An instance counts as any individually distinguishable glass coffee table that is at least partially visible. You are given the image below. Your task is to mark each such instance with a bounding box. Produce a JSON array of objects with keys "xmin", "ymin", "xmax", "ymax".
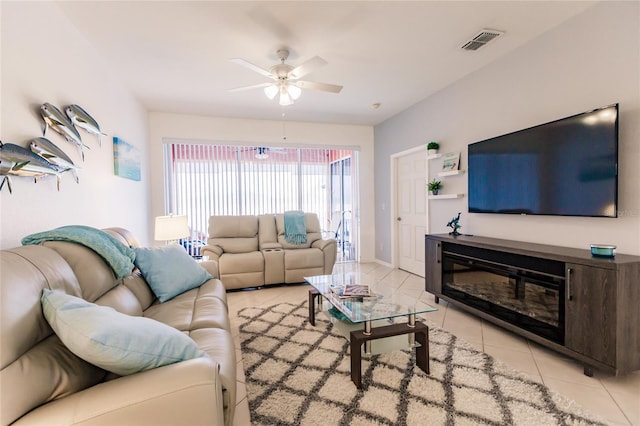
[{"xmin": 305, "ymin": 273, "xmax": 437, "ymax": 389}]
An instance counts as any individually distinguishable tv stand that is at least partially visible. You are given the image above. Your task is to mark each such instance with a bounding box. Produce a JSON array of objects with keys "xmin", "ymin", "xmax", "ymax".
[{"xmin": 425, "ymin": 234, "xmax": 640, "ymax": 375}]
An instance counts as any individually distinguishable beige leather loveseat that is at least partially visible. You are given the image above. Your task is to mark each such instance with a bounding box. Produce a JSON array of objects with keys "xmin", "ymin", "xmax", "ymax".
[
  {"xmin": 1, "ymin": 227, "xmax": 236, "ymax": 426},
  {"xmin": 201, "ymin": 213, "xmax": 337, "ymax": 289}
]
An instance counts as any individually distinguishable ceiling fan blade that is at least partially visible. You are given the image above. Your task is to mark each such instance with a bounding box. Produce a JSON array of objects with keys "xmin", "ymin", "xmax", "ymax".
[
  {"xmin": 289, "ymin": 56, "xmax": 327, "ymax": 79},
  {"xmin": 228, "ymin": 82, "xmax": 272, "ymax": 92},
  {"xmin": 295, "ymin": 80, "xmax": 343, "ymax": 94},
  {"xmin": 230, "ymin": 58, "xmax": 275, "ymax": 79}
]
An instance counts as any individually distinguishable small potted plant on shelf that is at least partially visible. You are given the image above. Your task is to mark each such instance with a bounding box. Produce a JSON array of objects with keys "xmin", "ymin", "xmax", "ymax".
[
  {"xmin": 428, "ymin": 179, "xmax": 442, "ymax": 195},
  {"xmin": 427, "ymin": 141, "xmax": 440, "ymax": 156}
]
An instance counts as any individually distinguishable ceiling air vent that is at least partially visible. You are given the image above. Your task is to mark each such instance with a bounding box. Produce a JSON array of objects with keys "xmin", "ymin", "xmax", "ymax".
[{"xmin": 461, "ymin": 29, "xmax": 504, "ymax": 51}]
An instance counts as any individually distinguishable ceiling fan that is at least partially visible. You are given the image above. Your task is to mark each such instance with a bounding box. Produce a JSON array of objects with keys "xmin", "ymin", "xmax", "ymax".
[
  {"xmin": 229, "ymin": 49, "xmax": 343, "ymax": 106},
  {"xmin": 241, "ymin": 146, "xmax": 288, "ymax": 159}
]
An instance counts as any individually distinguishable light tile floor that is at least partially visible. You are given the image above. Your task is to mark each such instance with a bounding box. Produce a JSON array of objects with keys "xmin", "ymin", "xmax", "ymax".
[{"xmin": 227, "ymin": 262, "xmax": 640, "ymax": 426}]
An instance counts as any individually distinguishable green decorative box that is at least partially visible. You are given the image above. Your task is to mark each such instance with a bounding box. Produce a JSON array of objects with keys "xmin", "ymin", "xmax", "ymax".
[{"xmin": 590, "ymin": 244, "xmax": 616, "ymax": 258}]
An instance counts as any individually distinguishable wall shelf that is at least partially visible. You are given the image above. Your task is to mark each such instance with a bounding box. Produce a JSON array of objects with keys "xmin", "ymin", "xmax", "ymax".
[
  {"xmin": 437, "ymin": 170, "xmax": 465, "ymax": 177},
  {"xmin": 428, "ymin": 193, "xmax": 464, "ymax": 200},
  {"xmin": 427, "ymin": 154, "xmax": 442, "ymax": 160}
]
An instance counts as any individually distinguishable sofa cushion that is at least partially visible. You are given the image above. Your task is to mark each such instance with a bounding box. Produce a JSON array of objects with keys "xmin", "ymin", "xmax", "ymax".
[
  {"xmin": 93, "ymin": 283, "xmax": 144, "ymax": 317},
  {"xmin": 134, "ymin": 245, "xmax": 212, "ymax": 303},
  {"xmin": 1, "ymin": 247, "xmax": 104, "ymax": 426},
  {"xmin": 219, "ymin": 251, "xmax": 264, "ymax": 274},
  {"xmin": 1, "ymin": 335, "xmax": 107, "ymax": 426},
  {"xmin": 209, "ymin": 215, "xmax": 258, "ymax": 238},
  {"xmin": 275, "ymin": 213, "xmax": 322, "ymax": 249},
  {"xmin": 284, "ymin": 248, "xmax": 325, "ymax": 269},
  {"xmin": 144, "ymin": 280, "xmax": 230, "ymax": 331},
  {"xmin": 208, "ymin": 215, "xmax": 259, "ymax": 253},
  {"xmin": 42, "ymin": 290, "xmax": 206, "ymax": 376},
  {"xmin": 43, "ymin": 241, "xmax": 122, "ymax": 303},
  {"xmin": 122, "ymin": 271, "xmax": 157, "ymax": 311}
]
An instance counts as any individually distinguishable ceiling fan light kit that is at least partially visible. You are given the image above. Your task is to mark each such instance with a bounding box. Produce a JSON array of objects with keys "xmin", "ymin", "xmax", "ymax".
[
  {"xmin": 255, "ymin": 147, "xmax": 269, "ymax": 160},
  {"xmin": 264, "ymin": 82, "xmax": 302, "ymax": 106},
  {"xmin": 230, "ymin": 48, "xmax": 342, "ymax": 107},
  {"xmin": 286, "ymin": 84, "xmax": 302, "ymax": 100},
  {"xmin": 278, "ymin": 90, "xmax": 293, "ymax": 106},
  {"xmin": 264, "ymin": 85, "xmax": 279, "ymax": 100}
]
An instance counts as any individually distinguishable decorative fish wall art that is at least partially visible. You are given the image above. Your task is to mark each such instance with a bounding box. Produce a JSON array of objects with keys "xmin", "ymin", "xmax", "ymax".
[
  {"xmin": 0, "ymin": 102, "xmax": 105, "ymax": 194},
  {"xmin": 30, "ymin": 137, "xmax": 80, "ymax": 183},
  {"xmin": 65, "ymin": 104, "xmax": 107, "ymax": 146},
  {"xmin": 40, "ymin": 102, "xmax": 88, "ymax": 161},
  {"xmin": 0, "ymin": 141, "xmax": 61, "ymax": 193}
]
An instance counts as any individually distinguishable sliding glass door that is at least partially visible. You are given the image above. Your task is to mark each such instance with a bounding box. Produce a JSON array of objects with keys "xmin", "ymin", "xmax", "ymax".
[
  {"xmin": 163, "ymin": 143, "xmax": 358, "ymax": 262},
  {"xmin": 330, "ymin": 156, "xmax": 356, "ymax": 261}
]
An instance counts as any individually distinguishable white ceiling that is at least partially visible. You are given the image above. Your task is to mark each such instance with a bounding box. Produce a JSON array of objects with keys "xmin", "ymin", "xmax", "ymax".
[{"xmin": 56, "ymin": 1, "xmax": 596, "ymax": 126}]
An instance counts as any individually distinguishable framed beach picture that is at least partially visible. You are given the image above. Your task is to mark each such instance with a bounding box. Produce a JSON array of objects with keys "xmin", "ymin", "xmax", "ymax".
[{"xmin": 113, "ymin": 137, "xmax": 141, "ymax": 181}]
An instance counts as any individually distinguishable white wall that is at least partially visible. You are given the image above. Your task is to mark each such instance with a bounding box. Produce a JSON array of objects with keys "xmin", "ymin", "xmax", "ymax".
[
  {"xmin": 374, "ymin": 1, "xmax": 640, "ymax": 262},
  {"xmin": 148, "ymin": 113, "xmax": 376, "ymax": 261},
  {"xmin": 0, "ymin": 2, "xmax": 150, "ymax": 249}
]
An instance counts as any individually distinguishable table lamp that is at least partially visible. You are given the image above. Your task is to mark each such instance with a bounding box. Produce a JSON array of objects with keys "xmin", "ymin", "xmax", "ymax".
[{"xmin": 154, "ymin": 214, "xmax": 189, "ymax": 244}]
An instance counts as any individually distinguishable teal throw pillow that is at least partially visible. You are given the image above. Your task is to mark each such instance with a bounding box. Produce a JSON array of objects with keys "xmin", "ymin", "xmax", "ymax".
[
  {"xmin": 41, "ymin": 290, "xmax": 206, "ymax": 376},
  {"xmin": 134, "ymin": 245, "xmax": 212, "ymax": 302}
]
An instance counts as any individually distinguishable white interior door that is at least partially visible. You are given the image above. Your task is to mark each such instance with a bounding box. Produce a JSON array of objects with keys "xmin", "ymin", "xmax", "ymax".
[{"xmin": 396, "ymin": 150, "xmax": 426, "ymax": 276}]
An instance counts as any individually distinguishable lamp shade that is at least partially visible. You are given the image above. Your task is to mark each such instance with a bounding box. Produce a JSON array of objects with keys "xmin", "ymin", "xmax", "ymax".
[{"xmin": 154, "ymin": 215, "xmax": 189, "ymax": 241}]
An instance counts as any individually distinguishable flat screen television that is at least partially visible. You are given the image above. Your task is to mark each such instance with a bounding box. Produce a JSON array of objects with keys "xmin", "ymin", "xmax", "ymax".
[{"xmin": 468, "ymin": 104, "xmax": 618, "ymax": 218}]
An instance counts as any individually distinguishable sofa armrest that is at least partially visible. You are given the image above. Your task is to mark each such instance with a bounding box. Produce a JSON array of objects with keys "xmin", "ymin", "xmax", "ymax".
[
  {"xmin": 201, "ymin": 244, "xmax": 223, "ymax": 261},
  {"xmin": 14, "ymin": 357, "xmax": 225, "ymax": 426},
  {"xmin": 312, "ymin": 238, "xmax": 338, "ymax": 274},
  {"xmin": 260, "ymin": 242, "xmax": 282, "ymax": 250},
  {"xmin": 311, "ymin": 238, "xmax": 336, "ymax": 251},
  {"xmin": 199, "ymin": 259, "xmax": 220, "ymax": 279}
]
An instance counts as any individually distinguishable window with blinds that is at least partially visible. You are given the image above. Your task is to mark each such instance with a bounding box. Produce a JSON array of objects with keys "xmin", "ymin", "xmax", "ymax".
[{"xmin": 162, "ymin": 143, "xmax": 358, "ymax": 262}]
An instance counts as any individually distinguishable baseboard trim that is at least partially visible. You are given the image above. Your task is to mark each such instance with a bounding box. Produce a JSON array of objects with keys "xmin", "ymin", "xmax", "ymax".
[{"xmin": 374, "ymin": 258, "xmax": 393, "ymax": 268}]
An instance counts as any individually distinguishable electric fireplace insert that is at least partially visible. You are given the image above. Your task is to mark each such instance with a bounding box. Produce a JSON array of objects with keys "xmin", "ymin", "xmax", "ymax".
[{"xmin": 441, "ymin": 242, "xmax": 565, "ymax": 344}]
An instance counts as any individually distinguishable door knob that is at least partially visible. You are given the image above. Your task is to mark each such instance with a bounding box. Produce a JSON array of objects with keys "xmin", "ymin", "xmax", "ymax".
[{"xmin": 397, "ymin": 217, "xmax": 402, "ymax": 221}]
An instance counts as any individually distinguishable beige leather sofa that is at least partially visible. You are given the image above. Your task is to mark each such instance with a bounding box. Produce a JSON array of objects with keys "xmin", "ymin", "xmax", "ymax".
[
  {"xmin": 201, "ymin": 213, "xmax": 337, "ymax": 289},
  {"xmin": 0, "ymin": 227, "xmax": 236, "ymax": 426}
]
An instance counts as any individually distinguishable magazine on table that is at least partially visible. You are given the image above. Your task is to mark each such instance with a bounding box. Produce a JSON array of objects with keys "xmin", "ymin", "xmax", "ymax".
[
  {"xmin": 343, "ymin": 284, "xmax": 371, "ymax": 297},
  {"xmin": 331, "ymin": 284, "xmax": 371, "ymax": 298}
]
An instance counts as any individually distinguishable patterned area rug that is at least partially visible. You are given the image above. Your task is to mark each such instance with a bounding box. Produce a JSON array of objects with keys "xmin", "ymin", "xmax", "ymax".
[{"xmin": 238, "ymin": 301, "xmax": 606, "ymax": 426}]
